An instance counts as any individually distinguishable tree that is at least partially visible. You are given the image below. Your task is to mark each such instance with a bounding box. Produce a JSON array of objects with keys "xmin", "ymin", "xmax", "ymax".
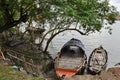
[
  {"xmin": 0, "ymin": 0, "xmax": 119, "ymax": 52},
  {"xmin": 0, "ymin": 0, "xmax": 28, "ymax": 32},
  {"xmin": 40, "ymin": 0, "xmax": 119, "ymax": 52}
]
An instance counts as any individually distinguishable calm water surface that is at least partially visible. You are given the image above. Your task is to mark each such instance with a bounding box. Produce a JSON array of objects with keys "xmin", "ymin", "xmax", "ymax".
[{"xmin": 47, "ymin": 21, "xmax": 120, "ymax": 68}]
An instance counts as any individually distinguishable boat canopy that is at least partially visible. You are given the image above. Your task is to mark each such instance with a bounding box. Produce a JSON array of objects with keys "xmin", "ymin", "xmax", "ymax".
[{"xmin": 60, "ymin": 38, "xmax": 85, "ymax": 55}]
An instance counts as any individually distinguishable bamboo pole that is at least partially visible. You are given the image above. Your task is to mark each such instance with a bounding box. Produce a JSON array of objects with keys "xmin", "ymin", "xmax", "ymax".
[
  {"xmin": 0, "ymin": 48, "xmax": 5, "ymax": 60},
  {"xmin": 6, "ymin": 52, "xmax": 36, "ymax": 68}
]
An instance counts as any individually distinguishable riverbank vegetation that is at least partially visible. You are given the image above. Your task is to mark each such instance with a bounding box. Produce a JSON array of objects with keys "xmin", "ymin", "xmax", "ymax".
[
  {"xmin": 0, "ymin": 0, "xmax": 119, "ymax": 79},
  {"xmin": 0, "ymin": 66, "xmax": 42, "ymax": 80}
]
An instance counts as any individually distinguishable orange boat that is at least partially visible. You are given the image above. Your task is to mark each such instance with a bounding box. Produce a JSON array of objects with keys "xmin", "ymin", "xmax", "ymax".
[{"xmin": 54, "ymin": 38, "xmax": 87, "ymax": 78}]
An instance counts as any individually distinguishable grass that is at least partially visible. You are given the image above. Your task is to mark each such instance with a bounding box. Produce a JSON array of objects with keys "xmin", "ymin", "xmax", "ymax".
[{"xmin": 0, "ymin": 66, "xmax": 42, "ymax": 80}]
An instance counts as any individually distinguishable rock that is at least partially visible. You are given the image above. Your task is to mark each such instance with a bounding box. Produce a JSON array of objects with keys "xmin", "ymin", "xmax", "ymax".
[
  {"xmin": 100, "ymin": 71, "xmax": 117, "ymax": 80},
  {"xmin": 107, "ymin": 67, "xmax": 120, "ymax": 80},
  {"xmin": 64, "ymin": 75, "xmax": 101, "ymax": 80},
  {"xmin": 62, "ymin": 67, "xmax": 120, "ymax": 80}
]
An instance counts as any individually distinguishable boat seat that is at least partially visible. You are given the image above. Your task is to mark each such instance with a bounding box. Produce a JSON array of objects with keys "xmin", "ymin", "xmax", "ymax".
[
  {"xmin": 58, "ymin": 57, "xmax": 84, "ymax": 69},
  {"xmin": 89, "ymin": 65, "xmax": 102, "ymax": 71}
]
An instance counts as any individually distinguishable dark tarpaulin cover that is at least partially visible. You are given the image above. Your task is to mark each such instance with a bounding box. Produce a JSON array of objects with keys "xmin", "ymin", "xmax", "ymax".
[
  {"xmin": 7, "ymin": 40, "xmax": 24, "ymax": 47},
  {"xmin": 61, "ymin": 38, "xmax": 85, "ymax": 52}
]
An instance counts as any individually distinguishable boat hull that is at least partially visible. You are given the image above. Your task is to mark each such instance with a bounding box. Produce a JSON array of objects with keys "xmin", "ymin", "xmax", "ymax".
[
  {"xmin": 87, "ymin": 46, "xmax": 108, "ymax": 75},
  {"xmin": 54, "ymin": 38, "xmax": 87, "ymax": 78}
]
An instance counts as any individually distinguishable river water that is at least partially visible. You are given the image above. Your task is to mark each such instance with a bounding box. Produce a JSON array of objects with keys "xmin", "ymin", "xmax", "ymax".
[{"xmin": 48, "ymin": 21, "xmax": 120, "ymax": 68}]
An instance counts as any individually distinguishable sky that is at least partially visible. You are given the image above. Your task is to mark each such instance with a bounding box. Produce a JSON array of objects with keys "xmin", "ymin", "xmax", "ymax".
[{"xmin": 109, "ymin": 0, "xmax": 120, "ymax": 12}]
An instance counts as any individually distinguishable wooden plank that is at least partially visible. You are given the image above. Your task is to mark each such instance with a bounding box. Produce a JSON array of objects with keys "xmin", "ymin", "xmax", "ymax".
[{"xmin": 6, "ymin": 52, "xmax": 36, "ymax": 68}]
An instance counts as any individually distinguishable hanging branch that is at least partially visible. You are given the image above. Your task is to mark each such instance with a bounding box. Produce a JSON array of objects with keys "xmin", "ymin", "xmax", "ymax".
[{"xmin": 43, "ymin": 28, "xmax": 86, "ymax": 52}]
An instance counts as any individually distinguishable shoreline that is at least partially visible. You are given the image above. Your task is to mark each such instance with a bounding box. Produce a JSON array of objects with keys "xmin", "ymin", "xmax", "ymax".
[{"xmin": 64, "ymin": 67, "xmax": 120, "ymax": 80}]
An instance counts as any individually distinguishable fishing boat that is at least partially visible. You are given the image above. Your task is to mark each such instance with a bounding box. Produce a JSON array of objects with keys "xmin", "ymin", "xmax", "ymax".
[
  {"xmin": 54, "ymin": 38, "xmax": 87, "ymax": 78},
  {"xmin": 87, "ymin": 46, "xmax": 108, "ymax": 75}
]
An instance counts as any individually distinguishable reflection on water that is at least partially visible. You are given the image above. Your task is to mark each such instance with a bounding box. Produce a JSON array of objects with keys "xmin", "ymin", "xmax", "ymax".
[{"xmin": 48, "ymin": 21, "xmax": 120, "ymax": 68}]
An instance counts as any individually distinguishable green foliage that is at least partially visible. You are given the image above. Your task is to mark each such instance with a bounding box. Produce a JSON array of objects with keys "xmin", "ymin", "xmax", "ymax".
[
  {"xmin": 49, "ymin": 0, "xmax": 118, "ymax": 33},
  {"xmin": 0, "ymin": 0, "xmax": 119, "ymax": 33},
  {"xmin": 0, "ymin": 0, "xmax": 119, "ymax": 52}
]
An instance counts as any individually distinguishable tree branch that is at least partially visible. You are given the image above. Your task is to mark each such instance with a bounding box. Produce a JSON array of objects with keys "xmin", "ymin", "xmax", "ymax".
[
  {"xmin": 0, "ymin": 15, "xmax": 28, "ymax": 33},
  {"xmin": 43, "ymin": 28, "xmax": 86, "ymax": 52}
]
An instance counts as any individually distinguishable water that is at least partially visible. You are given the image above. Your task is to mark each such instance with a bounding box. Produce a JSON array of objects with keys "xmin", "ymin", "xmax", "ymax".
[{"xmin": 48, "ymin": 21, "xmax": 120, "ymax": 68}]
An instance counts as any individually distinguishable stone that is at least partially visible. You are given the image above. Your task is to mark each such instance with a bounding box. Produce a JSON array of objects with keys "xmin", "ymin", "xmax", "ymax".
[
  {"xmin": 100, "ymin": 71, "xmax": 117, "ymax": 80},
  {"xmin": 64, "ymin": 75, "xmax": 101, "ymax": 80},
  {"xmin": 107, "ymin": 67, "xmax": 120, "ymax": 80}
]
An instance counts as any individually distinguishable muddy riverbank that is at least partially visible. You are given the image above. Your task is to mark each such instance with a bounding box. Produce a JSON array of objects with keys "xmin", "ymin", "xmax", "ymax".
[{"xmin": 64, "ymin": 67, "xmax": 120, "ymax": 80}]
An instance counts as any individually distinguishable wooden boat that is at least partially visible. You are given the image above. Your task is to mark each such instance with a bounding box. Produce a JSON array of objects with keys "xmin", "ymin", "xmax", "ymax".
[
  {"xmin": 54, "ymin": 38, "xmax": 87, "ymax": 78},
  {"xmin": 87, "ymin": 46, "xmax": 108, "ymax": 75}
]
